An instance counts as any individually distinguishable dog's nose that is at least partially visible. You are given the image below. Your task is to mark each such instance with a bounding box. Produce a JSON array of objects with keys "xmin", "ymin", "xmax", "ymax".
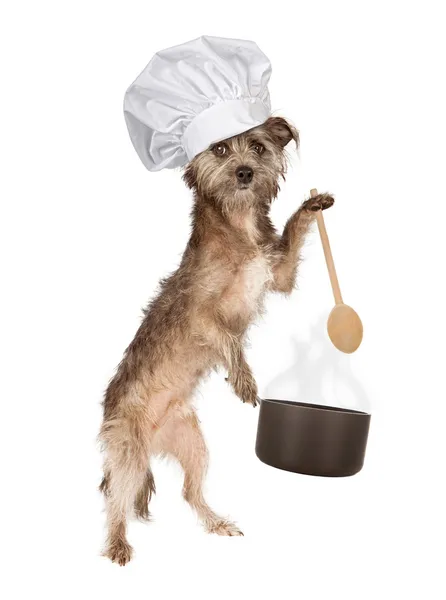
[{"xmin": 236, "ymin": 166, "xmax": 253, "ymax": 184}]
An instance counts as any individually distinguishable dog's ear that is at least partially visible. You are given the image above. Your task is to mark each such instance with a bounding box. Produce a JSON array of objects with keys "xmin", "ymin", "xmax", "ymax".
[
  {"xmin": 264, "ymin": 117, "xmax": 299, "ymax": 149},
  {"xmin": 183, "ymin": 163, "xmax": 197, "ymax": 189}
]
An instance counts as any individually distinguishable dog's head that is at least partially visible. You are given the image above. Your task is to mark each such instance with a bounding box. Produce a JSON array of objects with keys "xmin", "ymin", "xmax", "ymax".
[{"xmin": 183, "ymin": 117, "xmax": 299, "ymax": 210}]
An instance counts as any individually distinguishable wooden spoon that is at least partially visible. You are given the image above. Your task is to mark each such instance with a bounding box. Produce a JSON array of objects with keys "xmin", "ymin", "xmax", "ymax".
[{"xmin": 311, "ymin": 188, "xmax": 363, "ymax": 354}]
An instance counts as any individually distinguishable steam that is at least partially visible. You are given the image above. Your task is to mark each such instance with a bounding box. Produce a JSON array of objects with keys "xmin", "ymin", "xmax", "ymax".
[{"xmin": 263, "ymin": 315, "xmax": 370, "ymax": 412}]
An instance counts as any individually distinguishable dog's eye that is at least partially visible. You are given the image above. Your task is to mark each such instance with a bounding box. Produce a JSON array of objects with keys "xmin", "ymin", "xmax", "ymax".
[
  {"xmin": 253, "ymin": 143, "xmax": 265, "ymax": 155},
  {"xmin": 212, "ymin": 143, "xmax": 228, "ymax": 156}
]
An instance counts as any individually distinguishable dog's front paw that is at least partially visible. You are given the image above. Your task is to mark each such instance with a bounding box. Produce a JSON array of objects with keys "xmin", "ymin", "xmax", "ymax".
[
  {"xmin": 242, "ymin": 389, "xmax": 260, "ymax": 407},
  {"xmin": 302, "ymin": 193, "xmax": 335, "ymax": 212}
]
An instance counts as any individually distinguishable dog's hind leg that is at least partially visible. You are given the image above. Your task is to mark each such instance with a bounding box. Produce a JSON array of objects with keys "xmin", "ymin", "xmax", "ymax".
[
  {"xmin": 158, "ymin": 407, "xmax": 243, "ymax": 536},
  {"xmin": 100, "ymin": 409, "xmax": 151, "ymax": 566}
]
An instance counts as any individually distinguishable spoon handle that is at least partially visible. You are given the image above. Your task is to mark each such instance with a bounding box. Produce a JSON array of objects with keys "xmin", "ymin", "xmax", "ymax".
[{"xmin": 310, "ymin": 189, "xmax": 343, "ymax": 305}]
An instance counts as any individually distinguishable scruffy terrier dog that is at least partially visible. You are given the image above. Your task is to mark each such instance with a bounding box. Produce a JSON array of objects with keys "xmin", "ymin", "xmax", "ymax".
[{"xmin": 99, "ymin": 116, "xmax": 334, "ymax": 565}]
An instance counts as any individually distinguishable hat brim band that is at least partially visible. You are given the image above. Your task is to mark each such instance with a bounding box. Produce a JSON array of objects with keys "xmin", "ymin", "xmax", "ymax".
[{"xmin": 182, "ymin": 97, "xmax": 270, "ymax": 162}]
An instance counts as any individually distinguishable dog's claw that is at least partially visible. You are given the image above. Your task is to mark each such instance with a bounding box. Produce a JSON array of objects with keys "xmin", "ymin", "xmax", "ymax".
[{"xmin": 243, "ymin": 395, "xmax": 260, "ymax": 407}]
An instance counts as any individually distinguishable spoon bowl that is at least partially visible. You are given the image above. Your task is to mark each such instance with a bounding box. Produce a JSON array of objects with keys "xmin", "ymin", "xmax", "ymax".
[{"xmin": 327, "ymin": 303, "xmax": 363, "ymax": 354}]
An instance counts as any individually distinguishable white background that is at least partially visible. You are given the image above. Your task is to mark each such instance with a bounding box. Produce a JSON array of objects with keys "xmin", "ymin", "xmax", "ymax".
[{"xmin": 1, "ymin": 1, "xmax": 445, "ymax": 598}]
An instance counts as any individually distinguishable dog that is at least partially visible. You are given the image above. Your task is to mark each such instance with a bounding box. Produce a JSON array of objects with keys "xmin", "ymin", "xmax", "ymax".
[{"xmin": 99, "ymin": 116, "xmax": 334, "ymax": 565}]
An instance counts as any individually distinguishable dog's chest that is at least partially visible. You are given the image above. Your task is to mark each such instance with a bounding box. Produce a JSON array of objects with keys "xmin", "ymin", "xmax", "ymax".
[
  {"xmin": 223, "ymin": 253, "xmax": 273, "ymax": 322},
  {"xmin": 242, "ymin": 254, "xmax": 273, "ymax": 306}
]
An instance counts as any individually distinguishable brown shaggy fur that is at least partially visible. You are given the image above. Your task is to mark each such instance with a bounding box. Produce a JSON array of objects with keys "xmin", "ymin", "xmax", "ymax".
[{"xmin": 99, "ymin": 116, "xmax": 334, "ymax": 565}]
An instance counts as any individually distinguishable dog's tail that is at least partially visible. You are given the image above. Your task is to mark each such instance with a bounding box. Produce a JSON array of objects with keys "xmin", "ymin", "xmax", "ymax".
[{"xmin": 133, "ymin": 469, "xmax": 156, "ymax": 521}]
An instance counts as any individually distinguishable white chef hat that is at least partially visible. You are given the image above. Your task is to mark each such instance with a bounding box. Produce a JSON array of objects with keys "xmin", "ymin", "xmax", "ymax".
[{"xmin": 124, "ymin": 35, "xmax": 272, "ymax": 172}]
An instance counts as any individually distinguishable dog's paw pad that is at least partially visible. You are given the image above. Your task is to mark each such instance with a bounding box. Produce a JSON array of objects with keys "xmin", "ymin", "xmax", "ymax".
[{"xmin": 304, "ymin": 194, "xmax": 335, "ymax": 212}]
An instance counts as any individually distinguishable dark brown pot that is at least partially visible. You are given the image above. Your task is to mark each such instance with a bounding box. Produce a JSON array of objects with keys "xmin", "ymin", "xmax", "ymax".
[{"xmin": 255, "ymin": 399, "xmax": 371, "ymax": 477}]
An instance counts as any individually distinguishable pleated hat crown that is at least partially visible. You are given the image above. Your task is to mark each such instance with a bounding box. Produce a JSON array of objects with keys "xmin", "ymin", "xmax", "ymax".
[{"xmin": 124, "ymin": 35, "xmax": 272, "ymax": 172}]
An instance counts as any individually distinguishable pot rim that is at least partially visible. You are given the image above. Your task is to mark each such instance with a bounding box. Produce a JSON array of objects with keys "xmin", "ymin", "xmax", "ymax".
[{"xmin": 260, "ymin": 398, "xmax": 371, "ymax": 417}]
